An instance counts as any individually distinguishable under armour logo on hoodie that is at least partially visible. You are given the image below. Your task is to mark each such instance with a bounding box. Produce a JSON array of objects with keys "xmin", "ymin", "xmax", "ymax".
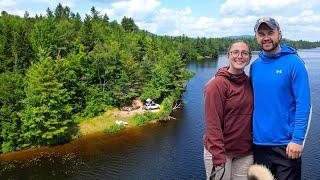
[{"xmin": 276, "ymin": 69, "xmax": 282, "ymax": 74}]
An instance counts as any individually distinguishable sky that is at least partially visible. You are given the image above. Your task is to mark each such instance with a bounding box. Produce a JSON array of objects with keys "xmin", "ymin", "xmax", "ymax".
[{"xmin": 1, "ymin": 0, "xmax": 320, "ymax": 41}]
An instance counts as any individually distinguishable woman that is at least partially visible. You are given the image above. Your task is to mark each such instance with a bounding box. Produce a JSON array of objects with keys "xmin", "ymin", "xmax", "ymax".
[{"xmin": 204, "ymin": 40, "xmax": 253, "ymax": 180}]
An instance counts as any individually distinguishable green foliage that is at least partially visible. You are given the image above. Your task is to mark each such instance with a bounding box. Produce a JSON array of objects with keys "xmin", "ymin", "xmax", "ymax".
[
  {"xmin": 0, "ymin": 14, "xmax": 34, "ymax": 73},
  {"xmin": 133, "ymin": 114, "xmax": 152, "ymax": 126},
  {"xmin": 1, "ymin": 141, "xmax": 14, "ymax": 153},
  {"xmin": 121, "ymin": 16, "xmax": 138, "ymax": 32},
  {"xmin": 104, "ymin": 124, "xmax": 125, "ymax": 133},
  {"xmin": 134, "ymin": 97, "xmax": 174, "ymax": 124},
  {"xmin": 144, "ymin": 111, "xmax": 156, "ymax": 120},
  {"xmin": 54, "ymin": 52, "xmax": 87, "ymax": 115},
  {"xmin": 90, "ymin": 6, "xmax": 101, "ymax": 20},
  {"xmin": 0, "ymin": 72, "xmax": 25, "ymax": 152},
  {"xmin": 81, "ymin": 86, "xmax": 114, "ymax": 118},
  {"xmin": 30, "ymin": 18, "xmax": 76, "ymax": 59},
  {"xmin": 140, "ymin": 50, "xmax": 194, "ymax": 102},
  {"xmin": 19, "ymin": 56, "xmax": 74, "ymax": 148},
  {"xmin": 140, "ymin": 85, "xmax": 162, "ymax": 101},
  {"xmin": 156, "ymin": 97, "xmax": 174, "ymax": 121},
  {"xmin": 54, "ymin": 3, "xmax": 70, "ymax": 20}
]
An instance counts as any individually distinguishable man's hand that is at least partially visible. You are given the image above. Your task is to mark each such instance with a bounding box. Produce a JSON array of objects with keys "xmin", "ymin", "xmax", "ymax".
[{"xmin": 286, "ymin": 142, "xmax": 303, "ymax": 159}]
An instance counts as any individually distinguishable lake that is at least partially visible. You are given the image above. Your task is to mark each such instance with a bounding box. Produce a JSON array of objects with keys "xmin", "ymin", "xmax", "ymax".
[{"xmin": 0, "ymin": 48, "xmax": 319, "ymax": 180}]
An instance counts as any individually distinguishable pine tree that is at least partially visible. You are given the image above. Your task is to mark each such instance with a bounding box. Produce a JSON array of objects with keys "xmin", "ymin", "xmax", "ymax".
[
  {"xmin": 90, "ymin": 6, "xmax": 100, "ymax": 20},
  {"xmin": 121, "ymin": 16, "xmax": 138, "ymax": 32},
  {"xmin": 20, "ymin": 56, "xmax": 74, "ymax": 147},
  {"xmin": 46, "ymin": 7, "xmax": 54, "ymax": 18},
  {"xmin": 0, "ymin": 72, "xmax": 25, "ymax": 152},
  {"xmin": 103, "ymin": 13, "xmax": 109, "ymax": 23}
]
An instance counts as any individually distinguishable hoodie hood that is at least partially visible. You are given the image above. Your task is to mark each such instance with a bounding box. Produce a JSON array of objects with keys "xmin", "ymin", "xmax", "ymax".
[
  {"xmin": 259, "ymin": 44, "xmax": 297, "ymax": 62},
  {"xmin": 215, "ymin": 66, "xmax": 248, "ymax": 84}
]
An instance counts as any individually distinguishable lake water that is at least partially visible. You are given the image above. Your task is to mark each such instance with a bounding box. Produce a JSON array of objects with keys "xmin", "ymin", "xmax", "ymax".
[{"xmin": 0, "ymin": 48, "xmax": 319, "ymax": 179}]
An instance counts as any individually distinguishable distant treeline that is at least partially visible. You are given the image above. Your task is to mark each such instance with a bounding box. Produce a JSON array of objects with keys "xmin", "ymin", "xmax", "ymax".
[{"xmin": 0, "ymin": 3, "xmax": 319, "ymax": 153}]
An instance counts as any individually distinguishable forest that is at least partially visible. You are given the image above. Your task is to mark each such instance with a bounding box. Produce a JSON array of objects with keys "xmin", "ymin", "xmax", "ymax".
[{"xmin": 1, "ymin": 3, "xmax": 319, "ymax": 153}]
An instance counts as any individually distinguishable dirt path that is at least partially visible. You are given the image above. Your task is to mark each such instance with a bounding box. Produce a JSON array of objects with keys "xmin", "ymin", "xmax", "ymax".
[
  {"xmin": 113, "ymin": 98, "xmax": 160, "ymax": 118},
  {"xmin": 80, "ymin": 98, "xmax": 161, "ymax": 135},
  {"xmin": 113, "ymin": 98, "xmax": 144, "ymax": 118}
]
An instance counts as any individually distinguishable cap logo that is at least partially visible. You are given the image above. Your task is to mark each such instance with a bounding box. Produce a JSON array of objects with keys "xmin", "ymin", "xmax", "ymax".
[
  {"xmin": 259, "ymin": 17, "xmax": 272, "ymax": 23},
  {"xmin": 254, "ymin": 17, "xmax": 280, "ymax": 32}
]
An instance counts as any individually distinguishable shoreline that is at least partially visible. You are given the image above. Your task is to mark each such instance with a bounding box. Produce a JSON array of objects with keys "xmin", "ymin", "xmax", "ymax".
[
  {"xmin": 0, "ymin": 99, "xmax": 167, "ymax": 161},
  {"xmin": 0, "ymin": 119, "xmax": 161, "ymax": 162}
]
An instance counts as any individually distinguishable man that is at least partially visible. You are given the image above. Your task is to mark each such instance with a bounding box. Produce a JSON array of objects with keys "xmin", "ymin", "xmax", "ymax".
[{"xmin": 250, "ymin": 17, "xmax": 311, "ymax": 180}]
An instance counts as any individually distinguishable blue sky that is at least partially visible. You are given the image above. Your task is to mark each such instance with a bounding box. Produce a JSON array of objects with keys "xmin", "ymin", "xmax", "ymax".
[{"xmin": 1, "ymin": 0, "xmax": 320, "ymax": 41}]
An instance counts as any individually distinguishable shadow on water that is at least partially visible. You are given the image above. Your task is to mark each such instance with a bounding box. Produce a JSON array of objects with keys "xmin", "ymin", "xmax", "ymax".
[{"xmin": 0, "ymin": 120, "xmax": 185, "ymax": 179}]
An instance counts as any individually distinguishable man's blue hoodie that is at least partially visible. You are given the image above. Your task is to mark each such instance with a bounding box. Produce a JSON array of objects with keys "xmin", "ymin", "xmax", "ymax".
[{"xmin": 250, "ymin": 45, "xmax": 311, "ymax": 146}]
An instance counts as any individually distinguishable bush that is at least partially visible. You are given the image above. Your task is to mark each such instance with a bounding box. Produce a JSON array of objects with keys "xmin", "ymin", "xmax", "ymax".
[
  {"xmin": 144, "ymin": 111, "xmax": 155, "ymax": 119},
  {"xmin": 1, "ymin": 142, "xmax": 15, "ymax": 153},
  {"xmin": 156, "ymin": 96, "xmax": 174, "ymax": 121},
  {"xmin": 104, "ymin": 124, "xmax": 125, "ymax": 133},
  {"xmin": 133, "ymin": 114, "xmax": 151, "ymax": 126},
  {"xmin": 81, "ymin": 87, "xmax": 115, "ymax": 118}
]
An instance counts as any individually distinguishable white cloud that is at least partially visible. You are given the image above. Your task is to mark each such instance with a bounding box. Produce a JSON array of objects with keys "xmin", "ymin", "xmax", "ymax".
[
  {"xmin": 0, "ymin": 0, "xmax": 73, "ymax": 18},
  {"xmin": 46, "ymin": 0, "xmax": 74, "ymax": 8},
  {"xmin": 133, "ymin": 0, "xmax": 320, "ymax": 41},
  {"xmin": 137, "ymin": 7, "xmax": 194, "ymax": 36},
  {"xmin": 98, "ymin": 8, "xmax": 115, "ymax": 17},
  {"xmin": 137, "ymin": 3, "xmax": 320, "ymax": 41},
  {"xmin": 107, "ymin": 0, "xmax": 161, "ymax": 20},
  {"xmin": 0, "ymin": 0, "xmax": 17, "ymax": 7},
  {"xmin": 274, "ymin": 11, "xmax": 320, "ymax": 41},
  {"xmin": 137, "ymin": 6, "xmax": 258, "ymax": 38},
  {"xmin": 220, "ymin": 0, "xmax": 306, "ymax": 17},
  {"xmin": 0, "ymin": 0, "xmax": 34, "ymax": 17},
  {"xmin": 89, "ymin": 0, "xmax": 122, "ymax": 2}
]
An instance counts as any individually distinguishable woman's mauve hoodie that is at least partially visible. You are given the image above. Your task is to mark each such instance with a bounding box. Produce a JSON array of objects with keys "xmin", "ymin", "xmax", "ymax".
[{"xmin": 204, "ymin": 67, "xmax": 253, "ymax": 166}]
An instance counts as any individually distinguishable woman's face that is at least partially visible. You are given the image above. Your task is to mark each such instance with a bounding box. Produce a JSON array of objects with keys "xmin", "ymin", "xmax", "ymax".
[{"xmin": 227, "ymin": 42, "xmax": 251, "ymax": 74}]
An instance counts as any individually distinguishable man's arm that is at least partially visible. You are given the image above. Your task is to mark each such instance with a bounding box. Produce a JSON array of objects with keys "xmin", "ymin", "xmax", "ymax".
[
  {"xmin": 291, "ymin": 59, "xmax": 311, "ymax": 144},
  {"xmin": 287, "ymin": 58, "xmax": 311, "ymax": 159}
]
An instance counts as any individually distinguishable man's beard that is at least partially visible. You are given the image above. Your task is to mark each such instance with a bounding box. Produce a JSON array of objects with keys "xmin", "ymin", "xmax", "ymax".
[{"xmin": 261, "ymin": 40, "xmax": 280, "ymax": 53}]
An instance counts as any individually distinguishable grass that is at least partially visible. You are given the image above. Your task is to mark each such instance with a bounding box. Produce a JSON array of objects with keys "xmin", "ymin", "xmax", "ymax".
[
  {"xmin": 133, "ymin": 114, "xmax": 151, "ymax": 126},
  {"xmin": 78, "ymin": 108, "xmax": 143, "ymax": 135},
  {"xmin": 104, "ymin": 124, "xmax": 125, "ymax": 133},
  {"xmin": 78, "ymin": 98, "xmax": 172, "ymax": 135}
]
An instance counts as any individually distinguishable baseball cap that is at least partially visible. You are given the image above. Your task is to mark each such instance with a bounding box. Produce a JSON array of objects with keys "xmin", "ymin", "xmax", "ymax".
[{"xmin": 254, "ymin": 17, "xmax": 280, "ymax": 32}]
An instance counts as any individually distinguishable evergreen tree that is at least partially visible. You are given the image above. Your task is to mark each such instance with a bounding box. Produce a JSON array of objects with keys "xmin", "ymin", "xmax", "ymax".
[
  {"xmin": 0, "ymin": 14, "xmax": 35, "ymax": 73},
  {"xmin": 54, "ymin": 3, "xmax": 70, "ymax": 20},
  {"xmin": 103, "ymin": 13, "xmax": 109, "ymax": 23},
  {"xmin": 20, "ymin": 56, "xmax": 74, "ymax": 148},
  {"xmin": 46, "ymin": 7, "xmax": 53, "ymax": 18},
  {"xmin": 1, "ymin": 11, "xmax": 8, "ymax": 16},
  {"xmin": 90, "ymin": 6, "xmax": 100, "ymax": 20},
  {"xmin": 79, "ymin": 14, "xmax": 95, "ymax": 52},
  {"xmin": 23, "ymin": 11, "xmax": 29, "ymax": 19},
  {"xmin": 71, "ymin": 12, "xmax": 82, "ymax": 31},
  {"xmin": 54, "ymin": 3, "xmax": 64, "ymax": 19},
  {"xmin": 121, "ymin": 16, "xmax": 138, "ymax": 32},
  {"xmin": 0, "ymin": 72, "xmax": 25, "ymax": 152}
]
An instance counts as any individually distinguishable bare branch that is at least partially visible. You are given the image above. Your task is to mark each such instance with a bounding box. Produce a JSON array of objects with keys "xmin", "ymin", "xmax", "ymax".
[{"xmin": 173, "ymin": 102, "xmax": 182, "ymax": 110}]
